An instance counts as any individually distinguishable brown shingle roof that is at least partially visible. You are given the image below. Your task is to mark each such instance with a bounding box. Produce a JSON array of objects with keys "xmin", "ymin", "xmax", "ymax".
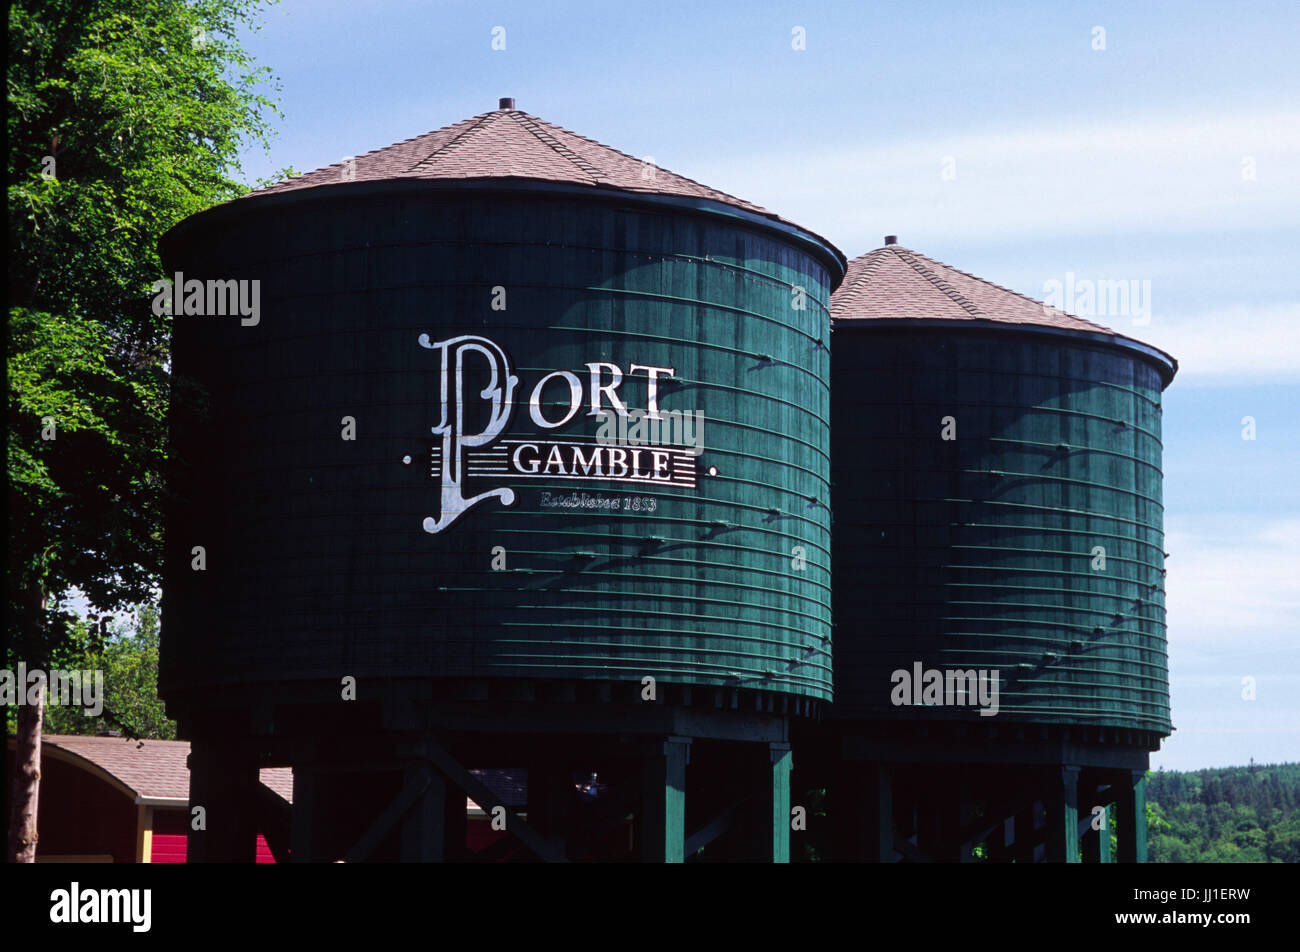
[
  {"xmin": 831, "ymin": 244, "xmax": 1117, "ymax": 334},
  {"xmin": 248, "ymin": 104, "xmax": 774, "ymax": 220},
  {"xmin": 33, "ymin": 735, "xmax": 292, "ymax": 803}
]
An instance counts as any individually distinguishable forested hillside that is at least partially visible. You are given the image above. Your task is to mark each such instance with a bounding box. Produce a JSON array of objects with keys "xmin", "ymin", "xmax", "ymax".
[{"xmin": 1148, "ymin": 762, "xmax": 1300, "ymax": 862}]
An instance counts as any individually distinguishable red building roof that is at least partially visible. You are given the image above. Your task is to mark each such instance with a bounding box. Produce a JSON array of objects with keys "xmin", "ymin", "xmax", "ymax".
[{"xmin": 31, "ymin": 734, "xmax": 292, "ymax": 803}]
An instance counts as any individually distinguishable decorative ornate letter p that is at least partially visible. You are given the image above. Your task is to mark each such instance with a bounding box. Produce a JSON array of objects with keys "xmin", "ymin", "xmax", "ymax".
[{"xmin": 419, "ymin": 333, "xmax": 518, "ymax": 533}]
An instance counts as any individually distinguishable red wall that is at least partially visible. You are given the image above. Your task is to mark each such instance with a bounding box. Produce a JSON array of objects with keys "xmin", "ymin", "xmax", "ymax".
[
  {"xmin": 150, "ymin": 809, "xmax": 278, "ymax": 862},
  {"xmin": 150, "ymin": 809, "xmax": 188, "ymax": 862},
  {"xmin": 2, "ymin": 746, "xmax": 281, "ymax": 862},
  {"xmin": 4, "ymin": 750, "xmax": 139, "ymax": 862}
]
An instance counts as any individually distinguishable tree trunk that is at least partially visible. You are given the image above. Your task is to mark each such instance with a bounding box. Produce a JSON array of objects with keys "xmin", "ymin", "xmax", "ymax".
[
  {"xmin": 8, "ymin": 686, "xmax": 45, "ymax": 862},
  {"xmin": 8, "ymin": 585, "xmax": 47, "ymax": 863}
]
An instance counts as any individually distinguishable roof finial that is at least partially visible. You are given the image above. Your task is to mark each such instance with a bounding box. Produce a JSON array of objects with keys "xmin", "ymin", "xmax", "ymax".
[
  {"xmin": 884, "ymin": 235, "xmax": 898, "ymax": 245},
  {"xmin": 499, "ymin": 97, "xmax": 515, "ymax": 111}
]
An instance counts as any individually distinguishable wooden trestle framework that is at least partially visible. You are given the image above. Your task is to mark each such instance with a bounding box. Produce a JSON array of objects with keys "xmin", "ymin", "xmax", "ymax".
[
  {"xmin": 182, "ymin": 684, "xmax": 1158, "ymax": 863},
  {"xmin": 182, "ymin": 680, "xmax": 804, "ymax": 863},
  {"xmin": 797, "ymin": 719, "xmax": 1155, "ymax": 863}
]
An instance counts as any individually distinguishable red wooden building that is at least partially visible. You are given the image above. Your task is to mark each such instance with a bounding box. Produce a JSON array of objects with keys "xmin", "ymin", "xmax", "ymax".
[
  {"xmin": 5, "ymin": 734, "xmax": 289, "ymax": 862},
  {"xmin": 5, "ymin": 734, "xmax": 555, "ymax": 860}
]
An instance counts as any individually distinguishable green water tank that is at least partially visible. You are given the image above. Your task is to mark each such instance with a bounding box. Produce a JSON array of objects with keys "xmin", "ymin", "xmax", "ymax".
[
  {"xmin": 830, "ymin": 242, "xmax": 1176, "ymax": 733},
  {"xmin": 159, "ymin": 101, "xmax": 845, "ymax": 715}
]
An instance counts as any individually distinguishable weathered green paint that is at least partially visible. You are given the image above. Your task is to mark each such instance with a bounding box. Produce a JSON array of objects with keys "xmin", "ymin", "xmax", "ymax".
[
  {"xmin": 1116, "ymin": 771, "xmax": 1148, "ymax": 863},
  {"xmin": 161, "ymin": 188, "xmax": 838, "ymax": 708},
  {"xmin": 768, "ymin": 743, "xmax": 792, "ymax": 863},
  {"xmin": 831, "ymin": 327, "xmax": 1173, "ymax": 733},
  {"xmin": 1046, "ymin": 765, "xmax": 1081, "ymax": 863},
  {"xmin": 641, "ymin": 737, "xmax": 690, "ymax": 862}
]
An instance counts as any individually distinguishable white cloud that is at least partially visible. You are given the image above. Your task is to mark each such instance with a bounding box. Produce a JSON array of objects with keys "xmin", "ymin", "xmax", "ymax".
[
  {"xmin": 690, "ymin": 110, "xmax": 1300, "ymax": 250},
  {"xmin": 1139, "ymin": 301, "xmax": 1300, "ymax": 381},
  {"xmin": 687, "ymin": 110, "xmax": 1300, "ymax": 381},
  {"xmin": 1164, "ymin": 517, "xmax": 1300, "ymax": 649}
]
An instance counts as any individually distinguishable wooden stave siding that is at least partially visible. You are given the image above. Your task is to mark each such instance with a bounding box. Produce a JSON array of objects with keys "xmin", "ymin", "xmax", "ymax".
[
  {"xmin": 161, "ymin": 191, "xmax": 835, "ymax": 704},
  {"xmin": 830, "ymin": 327, "xmax": 1171, "ymax": 733}
]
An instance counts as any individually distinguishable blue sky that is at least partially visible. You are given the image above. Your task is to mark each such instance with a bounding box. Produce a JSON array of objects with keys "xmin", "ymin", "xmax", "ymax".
[{"xmin": 225, "ymin": 0, "xmax": 1299, "ymax": 770}]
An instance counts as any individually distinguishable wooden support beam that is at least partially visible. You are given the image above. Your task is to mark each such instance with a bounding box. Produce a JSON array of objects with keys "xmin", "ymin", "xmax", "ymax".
[
  {"xmin": 1012, "ymin": 801, "xmax": 1040, "ymax": 863},
  {"xmin": 443, "ymin": 774, "xmax": 467, "ymax": 862},
  {"xmin": 290, "ymin": 763, "xmax": 317, "ymax": 863},
  {"xmin": 834, "ymin": 762, "xmax": 895, "ymax": 862},
  {"xmin": 399, "ymin": 762, "xmax": 451, "ymax": 863},
  {"xmin": 528, "ymin": 760, "xmax": 573, "ymax": 847},
  {"xmin": 187, "ymin": 739, "xmax": 258, "ymax": 863},
  {"xmin": 639, "ymin": 736, "xmax": 690, "ymax": 863},
  {"xmin": 1081, "ymin": 802, "xmax": 1112, "ymax": 863},
  {"xmin": 1116, "ymin": 769, "xmax": 1148, "ymax": 863},
  {"xmin": 135, "ymin": 805, "xmax": 153, "ymax": 863},
  {"xmin": 344, "ymin": 767, "xmax": 430, "ymax": 863},
  {"xmin": 1097, "ymin": 801, "xmax": 1112, "ymax": 864},
  {"xmin": 956, "ymin": 780, "xmax": 975, "ymax": 862},
  {"xmin": 892, "ymin": 834, "xmax": 929, "ymax": 863},
  {"xmin": 954, "ymin": 788, "xmax": 1040, "ymax": 854},
  {"xmin": 254, "ymin": 778, "xmax": 293, "ymax": 863},
  {"xmin": 988, "ymin": 815, "xmax": 1014, "ymax": 863},
  {"xmin": 762, "ymin": 742, "xmax": 792, "ymax": 863},
  {"xmin": 684, "ymin": 800, "xmax": 742, "ymax": 856},
  {"xmin": 1045, "ymin": 765, "xmax": 1081, "ymax": 863},
  {"xmin": 916, "ymin": 783, "xmax": 942, "ymax": 861},
  {"xmin": 422, "ymin": 737, "xmax": 567, "ymax": 863}
]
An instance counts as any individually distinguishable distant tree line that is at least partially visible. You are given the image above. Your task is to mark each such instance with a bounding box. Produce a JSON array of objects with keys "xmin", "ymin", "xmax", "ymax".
[{"xmin": 1147, "ymin": 763, "xmax": 1300, "ymax": 863}]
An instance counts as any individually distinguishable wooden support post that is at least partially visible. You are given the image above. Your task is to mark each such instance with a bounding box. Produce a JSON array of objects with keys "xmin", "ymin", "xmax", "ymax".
[
  {"xmin": 684, "ymin": 800, "xmax": 741, "ymax": 856},
  {"xmin": 290, "ymin": 762, "xmax": 318, "ymax": 863},
  {"xmin": 831, "ymin": 761, "xmax": 866, "ymax": 862},
  {"xmin": 1012, "ymin": 801, "xmax": 1038, "ymax": 863},
  {"xmin": 948, "ymin": 776, "xmax": 974, "ymax": 863},
  {"xmin": 833, "ymin": 761, "xmax": 894, "ymax": 862},
  {"xmin": 423, "ymin": 738, "xmax": 565, "ymax": 862},
  {"xmin": 1081, "ymin": 818, "xmax": 1100, "ymax": 862},
  {"xmin": 865, "ymin": 763, "xmax": 895, "ymax": 862},
  {"xmin": 135, "ymin": 804, "xmax": 153, "ymax": 863},
  {"xmin": 254, "ymin": 778, "xmax": 293, "ymax": 863},
  {"xmin": 640, "ymin": 736, "xmax": 690, "ymax": 863},
  {"xmin": 443, "ymin": 772, "xmax": 467, "ymax": 862},
  {"xmin": 1045, "ymin": 765, "xmax": 1081, "ymax": 863},
  {"xmin": 916, "ymin": 806, "xmax": 940, "ymax": 861},
  {"xmin": 988, "ymin": 815, "xmax": 1014, "ymax": 863},
  {"xmin": 1097, "ymin": 801, "xmax": 1112, "ymax": 864},
  {"xmin": 528, "ymin": 760, "xmax": 573, "ymax": 847},
  {"xmin": 345, "ymin": 767, "xmax": 430, "ymax": 863},
  {"xmin": 187, "ymin": 739, "xmax": 258, "ymax": 863},
  {"xmin": 399, "ymin": 761, "xmax": 448, "ymax": 862},
  {"xmin": 1116, "ymin": 769, "xmax": 1148, "ymax": 863},
  {"xmin": 1081, "ymin": 781, "xmax": 1111, "ymax": 864},
  {"xmin": 759, "ymin": 742, "xmax": 792, "ymax": 863},
  {"xmin": 876, "ymin": 764, "xmax": 896, "ymax": 862}
]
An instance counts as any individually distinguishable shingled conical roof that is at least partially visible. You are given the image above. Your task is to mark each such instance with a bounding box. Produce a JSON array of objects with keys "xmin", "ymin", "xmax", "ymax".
[
  {"xmin": 831, "ymin": 241, "xmax": 1176, "ymax": 377},
  {"xmin": 247, "ymin": 100, "xmax": 776, "ymax": 220},
  {"xmin": 831, "ymin": 242, "xmax": 1123, "ymax": 333}
]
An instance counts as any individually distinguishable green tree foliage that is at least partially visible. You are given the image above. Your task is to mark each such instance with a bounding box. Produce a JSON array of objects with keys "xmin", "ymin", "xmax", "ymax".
[
  {"xmin": 1147, "ymin": 764, "xmax": 1300, "ymax": 863},
  {"xmin": 8, "ymin": 0, "xmax": 282, "ymax": 648},
  {"xmin": 7, "ymin": 0, "xmax": 283, "ymax": 860},
  {"xmin": 32, "ymin": 601, "xmax": 177, "ymax": 740}
]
